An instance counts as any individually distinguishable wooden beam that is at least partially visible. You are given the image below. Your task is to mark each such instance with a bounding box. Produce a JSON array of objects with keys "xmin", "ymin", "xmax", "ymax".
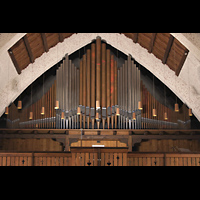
[
  {"xmin": 175, "ymin": 49, "xmax": 189, "ymax": 76},
  {"xmin": 41, "ymin": 33, "xmax": 49, "ymax": 52},
  {"xmin": 58, "ymin": 33, "xmax": 64, "ymax": 42},
  {"xmin": 23, "ymin": 35, "xmax": 34, "ymax": 63},
  {"xmin": 8, "ymin": 49, "xmax": 21, "ymax": 74},
  {"xmin": 133, "ymin": 33, "xmax": 138, "ymax": 43},
  {"xmin": 148, "ymin": 33, "xmax": 157, "ymax": 53},
  {"xmin": 162, "ymin": 35, "xmax": 174, "ymax": 64}
]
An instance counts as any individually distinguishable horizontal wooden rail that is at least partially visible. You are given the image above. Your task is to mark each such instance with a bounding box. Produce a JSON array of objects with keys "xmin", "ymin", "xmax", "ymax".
[{"xmin": 1, "ymin": 150, "xmax": 200, "ymax": 166}]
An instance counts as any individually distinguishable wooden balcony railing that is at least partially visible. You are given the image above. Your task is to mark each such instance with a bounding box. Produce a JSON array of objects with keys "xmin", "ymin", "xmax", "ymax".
[{"xmin": 0, "ymin": 148, "xmax": 200, "ymax": 166}]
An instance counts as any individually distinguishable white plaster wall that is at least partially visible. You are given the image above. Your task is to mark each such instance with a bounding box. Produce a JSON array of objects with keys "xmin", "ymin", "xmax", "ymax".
[{"xmin": 0, "ymin": 33, "xmax": 200, "ymax": 122}]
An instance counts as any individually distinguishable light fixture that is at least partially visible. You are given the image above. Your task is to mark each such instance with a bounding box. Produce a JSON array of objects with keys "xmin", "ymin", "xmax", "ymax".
[
  {"xmin": 153, "ymin": 108, "xmax": 157, "ymax": 117},
  {"xmin": 96, "ymin": 112, "xmax": 99, "ymax": 120},
  {"xmin": 77, "ymin": 106, "xmax": 81, "ymax": 115},
  {"xmin": 189, "ymin": 108, "xmax": 192, "ymax": 116},
  {"xmin": 55, "ymin": 100, "xmax": 59, "ymax": 109},
  {"xmin": 61, "ymin": 111, "xmax": 65, "ymax": 119},
  {"xmin": 116, "ymin": 107, "xmax": 120, "ymax": 116},
  {"xmin": 138, "ymin": 101, "xmax": 143, "ymax": 110},
  {"xmin": 41, "ymin": 106, "xmax": 45, "ymax": 115},
  {"xmin": 96, "ymin": 100, "xmax": 100, "ymax": 110},
  {"xmin": 17, "ymin": 100, "xmax": 22, "ymax": 109},
  {"xmin": 175, "ymin": 103, "xmax": 179, "ymax": 112},
  {"xmin": 5, "ymin": 106, "xmax": 9, "ymax": 115},
  {"xmin": 164, "ymin": 112, "xmax": 168, "ymax": 120},
  {"xmin": 132, "ymin": 112, "xmax": 136, "ymax": 120},
  {"xmin": 29, "ymin": 111, "xmax": 33, "ymax": 120}
]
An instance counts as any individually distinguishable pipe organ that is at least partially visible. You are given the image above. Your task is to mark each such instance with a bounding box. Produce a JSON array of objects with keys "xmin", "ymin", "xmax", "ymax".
[{"xmin": 6, "ymin": 37, "xmax": 191, "ymax": 130}]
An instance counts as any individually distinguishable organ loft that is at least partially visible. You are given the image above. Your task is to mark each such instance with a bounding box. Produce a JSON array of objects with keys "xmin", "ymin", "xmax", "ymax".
[{"xmin": 0, "ymin": 33, "xmax": 200, "ymax": 166}]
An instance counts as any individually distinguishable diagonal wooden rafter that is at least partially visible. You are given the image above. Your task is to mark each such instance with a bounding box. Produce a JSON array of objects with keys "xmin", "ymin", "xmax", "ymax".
[
  {"xmin": 148, "ymin": 33, "xmax": 157, "ymax": 53},
  {"xmin": 133, "ymin": 33, "xmax": 138, "ymax": 43},
  {"xmin": 41, "ymin": 33, "xmax": 49, "ymax": 52},
  {"xmin": 58, "ymin": 33, "xmax": 64, "ymax": 42},
  {"xmin": 23, "ymin": 35, "xmax": 34, "ymax": 63},
  {"xmin": 162, "ymin": 35, "xmax": 174, "ymax": 64}
]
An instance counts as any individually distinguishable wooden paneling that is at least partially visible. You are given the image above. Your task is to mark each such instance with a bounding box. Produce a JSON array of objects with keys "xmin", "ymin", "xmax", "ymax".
[
  {"xmin": 45, "ymin": 33, "xmax": 60, "ymax": 49},
  {"xmin": 71, "ymin": 140, "xmax": 127, "ymax": 148},
  {"xmin": 0, "ymin": 138, "xmax": 63, "ymax": 151},
  {"xmin": 1, "ymin": 151, "xmax": 200, "ymax": 166},
  {"xmin": 9, "ymin": 33, "xmax": 189, "ymax": 78},
  {"xmin": 9, "ymin": 33, "xmax": 75, "ymax": 74},
  {"xmin": 122, "ymin": 33, "xmax": 188, "ymax": 76},
  {"xmin": 138, "ymin": 33, "xmax": 152, "ymax": 50},
  {"xmin": 138, "ymin": 139, "xmax": 200, "ymax": 152},
  {"xmin": 152, "ymin": 33, "xmax": 170, "ymax": 61},
  {"xmin": 10, "ymin": 39, "xmax": 30, "ymax": 71},
  {"xmin": 26, "ymin": 33, "xmax": 45, "ymax": 60},
  {"xmin": 70, "ymin": 147, "xmax": 128, "ymax": 166}
]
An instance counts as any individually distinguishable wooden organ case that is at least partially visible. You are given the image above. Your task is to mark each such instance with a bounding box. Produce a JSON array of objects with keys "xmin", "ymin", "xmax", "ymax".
[{"xmin": 6, "ymin": 37, "xmax": 191, "ymax": 130}]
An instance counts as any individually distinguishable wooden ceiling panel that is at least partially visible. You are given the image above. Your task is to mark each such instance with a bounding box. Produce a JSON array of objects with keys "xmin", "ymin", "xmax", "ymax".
[
  {"xmin": 45, "ymin": 33, "xmax": 59, "ymax": 49},
  {"xmin": 166, "ymin": 38, "xmax": 188, "ymax": 75},
  {"xmin": 138, "ymin": 33, "xmax": 152, "ymax": 49},
  {"xmin": 26, "ymin": 33, "xmax": 45, "ymax": 60},
  {"xmin": 10, "ymin": 39, "xmax": 30, "ymax": 70},
  {"xmin": 152, "ymin": 33, "xmax": 170, "ymax": 61},
  {"xmin": 8, "ymin": 33, "xmax": 188, "ymax": 77},
  {"xmin": 62, "ymin": 33, "xmax": 74, "ymax": 39}
]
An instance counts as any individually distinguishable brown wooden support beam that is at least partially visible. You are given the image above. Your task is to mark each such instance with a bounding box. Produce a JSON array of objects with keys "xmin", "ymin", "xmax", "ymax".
[
  {"xmin": 133, "ymin": 33, "xmax": 138, "ymax": 43},
  {"xmin": 148, "ymin": 33, "xmax": 157, "ymax": 53},
  {"xmin": 23, "ymin": 35, "xmax": 34, "ymax": 63},
  {"xmin": 41, "ymin": 33, "xmax": 49, "ymax": 52},
  {"xmin": 162, "ymin": 35, "xmax": 174, "ymax": 64},
  {"xmin": 58, "ymin": 33, "xmax": 64, "ymax": 42}
]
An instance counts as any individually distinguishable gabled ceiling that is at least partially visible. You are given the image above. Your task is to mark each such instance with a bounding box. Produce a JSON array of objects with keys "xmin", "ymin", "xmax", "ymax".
[{"xmin": 8, "ymin": 33, "xmax": 188, "ymax": 76}]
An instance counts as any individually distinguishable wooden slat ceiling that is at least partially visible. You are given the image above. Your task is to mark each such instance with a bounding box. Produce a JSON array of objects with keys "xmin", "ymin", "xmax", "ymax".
[{"xmin": 8, "ymin": 33, "xmax": 188, "ymax": 76}]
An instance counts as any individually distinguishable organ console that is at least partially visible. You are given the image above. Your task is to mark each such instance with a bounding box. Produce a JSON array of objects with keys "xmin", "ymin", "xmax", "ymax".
[{"xmin": 5, "ymin": 37, "xmax": 191, "ymax": 130}]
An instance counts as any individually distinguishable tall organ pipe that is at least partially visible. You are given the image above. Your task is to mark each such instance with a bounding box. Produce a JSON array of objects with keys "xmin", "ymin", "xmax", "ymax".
[
  {"xmin": 102, "ymin": 43, "xmax": 106, "ymax": 129},
  {"xmin": 91, "ymin": 43, "xmax": 96, "ymax": 128},
  {"xmin": 106, "ymin": 49, "xmax": 111, "ymax": 129}
]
